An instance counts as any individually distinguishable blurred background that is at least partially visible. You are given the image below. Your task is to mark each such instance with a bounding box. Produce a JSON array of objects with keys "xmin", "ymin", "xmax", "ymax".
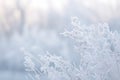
[{"xmin": 0, "ymin": 0, "xmax": 120, "ymax": 80}]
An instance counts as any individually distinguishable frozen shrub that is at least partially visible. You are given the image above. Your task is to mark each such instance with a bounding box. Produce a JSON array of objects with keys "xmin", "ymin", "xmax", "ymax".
[
  {"xmin": 24, "ymin": 17, "xmax": 120, "ymax": 80},
  {"xmin": 24, "ymin": 51, "xmax": 80, "ymax": 80},
  {"xmin": 63, "ymin": 17, "xmax": 120, "ymax": 80}
]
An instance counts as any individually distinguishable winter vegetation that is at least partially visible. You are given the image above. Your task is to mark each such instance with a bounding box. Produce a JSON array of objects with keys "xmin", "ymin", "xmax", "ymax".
[
  {"xmin": 1, "ymin": 0, "xmax": 120, "ymax": 80},
  {"xmin": 24, "ymin": 17, "xmax": 120, "ymax": 80}
]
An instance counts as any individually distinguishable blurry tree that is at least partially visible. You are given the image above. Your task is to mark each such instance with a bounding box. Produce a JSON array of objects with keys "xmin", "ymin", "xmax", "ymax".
[{"xmin": 0, "ymin": 0, "xmax": 30, "ymax": 36}]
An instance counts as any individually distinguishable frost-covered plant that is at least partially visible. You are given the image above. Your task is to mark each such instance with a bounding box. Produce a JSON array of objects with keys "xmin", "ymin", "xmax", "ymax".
[
  {"xmin": 24, "ymin": 51, "xmax": 80, "ymax": 80},
  {"xmin": 24, "ymin": 17, "xmax": 120, "ymax": 80},
  {"xmin": 63, "ymin": 17, "xmax": 120, "ymax": 80}
]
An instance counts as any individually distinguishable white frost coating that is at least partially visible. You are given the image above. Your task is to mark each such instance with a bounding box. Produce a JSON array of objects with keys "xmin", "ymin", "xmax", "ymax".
[
  {"xmin": 24, "ymin": 52, "xmax": 80, "ymax": 80},
  {"xmin": 24, "ymin": 17, "xmax": 120, "ymax": 80}
]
